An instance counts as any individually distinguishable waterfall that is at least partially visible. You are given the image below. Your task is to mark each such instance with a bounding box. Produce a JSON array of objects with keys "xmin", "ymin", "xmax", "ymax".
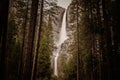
[{"xmin": 54, "ymin": 10, "xmax": 68, "ymax": 76}]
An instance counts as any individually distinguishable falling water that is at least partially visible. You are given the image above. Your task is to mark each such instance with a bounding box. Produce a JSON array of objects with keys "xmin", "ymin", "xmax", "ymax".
[{"xmin": 54, "ymin": 10, "xmax": 68, "ymax": 76}]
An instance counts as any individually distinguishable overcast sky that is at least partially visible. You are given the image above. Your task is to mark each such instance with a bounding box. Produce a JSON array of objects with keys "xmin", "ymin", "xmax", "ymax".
[{"xmin": 57, "ymin": 0, "xmax": 72, "ymax": 9}]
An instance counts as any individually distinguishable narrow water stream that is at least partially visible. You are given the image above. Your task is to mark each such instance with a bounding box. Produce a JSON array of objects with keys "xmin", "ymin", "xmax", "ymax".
[{"xmin": 54, "ymin": 10, "xmax": 68, "ymax": 76}]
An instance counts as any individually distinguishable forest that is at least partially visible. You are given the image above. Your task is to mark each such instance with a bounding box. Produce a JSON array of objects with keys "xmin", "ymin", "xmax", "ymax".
[{"xmin": 0, "ymin": 0, "xmax": 120, "ymax": 80}]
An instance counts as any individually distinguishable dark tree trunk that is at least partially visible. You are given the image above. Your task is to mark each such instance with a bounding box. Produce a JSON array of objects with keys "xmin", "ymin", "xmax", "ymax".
[
  {"xmin": 23, "ymin": 0, "xmax": 39, "ymax": 80},
  {"xmin": 102, "ymin": 0, "xmax": 112, "ymax": 80},
  {"xmin": 18, "ymin": 0, "xmax": 30, "ymax": 80},
  {"xmin": 110, "ymin": 0, "xmax": 120, "ymax": 79},
  {"xmin": 96, "ymin": 0, "xmax": 102, "ymax": 80},
  {"xmin": 0, "ymin": 0, "xmax": 9, "ymax": 80},
  {"xmin": 76, "ymin": 0, "xmax": 80, "ymax": 80},
  {"xmin": 31, "ymin": 0, "xmax": 44, "ymax": 80},
  {"xmin": 91, "ymin": 0, "xmax": 98, "ymax": 80}
]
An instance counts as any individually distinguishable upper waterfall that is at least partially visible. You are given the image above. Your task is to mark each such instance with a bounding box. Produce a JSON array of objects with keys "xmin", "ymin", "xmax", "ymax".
[{"xmin": 57, "ymin": 10, "xmax": 68, "ymax": 47}]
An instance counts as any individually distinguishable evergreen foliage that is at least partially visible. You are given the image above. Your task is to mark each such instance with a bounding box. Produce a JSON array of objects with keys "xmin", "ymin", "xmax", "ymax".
[{"xmin": 37, "ymin": 19, "xmax": 53, "ymax": 80}]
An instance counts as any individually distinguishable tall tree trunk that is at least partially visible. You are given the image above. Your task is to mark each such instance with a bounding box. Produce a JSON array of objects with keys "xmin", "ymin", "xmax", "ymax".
[
  {"xmin": 89, "ymin": 0, "xmax": 96, "ymax": 80},
  {"xmin": 110, "ymin": 0, "xmax": 120, "ymax": 79},
  {"xmin": 0, "ymin": 0, "xmax": 9, "ymax": 80},
  {"xmin": 96, "ymin": 0, "xmax": 102, "ymax": 80},
  {"xmin": 23, "ymin": 0, "xmax": 39, "ymax": 80},
  {"xmin": 88, "ymin": 0, "xmax": 94, "ymax": 80},
  {"xmin": 76, "ymin": 0, "xmax": 80, "ymax": 80},
  {"xmin": 18, "ymin": 0, "xmax": 30, "ymax": 80},
  {"xmin": 31, "ymin": 0, "xmax": 44, "ymax": 80},
  {"xmin": 102, "ymin": 0, "xmax": 112, "ymax": 80}
]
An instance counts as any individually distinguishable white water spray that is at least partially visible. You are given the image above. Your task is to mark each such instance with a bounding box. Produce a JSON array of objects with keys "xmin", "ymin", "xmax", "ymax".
[{"xmin": 54, "ymin": 10, "xmax": 68, "ymax": 76}]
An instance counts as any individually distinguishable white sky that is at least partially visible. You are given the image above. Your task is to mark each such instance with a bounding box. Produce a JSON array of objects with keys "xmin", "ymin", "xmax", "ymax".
[{"xmin": 57, "ymin": 0, "xmax": 72, "ymax": 9}]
